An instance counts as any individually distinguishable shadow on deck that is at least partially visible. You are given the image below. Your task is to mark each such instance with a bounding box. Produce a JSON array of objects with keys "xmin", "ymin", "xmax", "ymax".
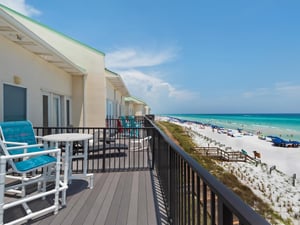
[{"xmin": 4, "ymin": 170, "xmax": 168, "ymax": 225}]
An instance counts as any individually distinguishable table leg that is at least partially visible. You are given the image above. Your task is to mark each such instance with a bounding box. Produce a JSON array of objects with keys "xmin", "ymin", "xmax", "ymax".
[
  {"xmin": 61, "ymin": 141, "xmax": 70, "ymax": 206},
  {"xmin": 83, "ymin": 140, "xmax": 87, "ymax": 176},
  {"xmin": 83, "ymin": 140, "xmax": 93, "ymax": 188},
  {"xmin": 64, "ymin": 142, "xmax": 72, "ymax": 185}
]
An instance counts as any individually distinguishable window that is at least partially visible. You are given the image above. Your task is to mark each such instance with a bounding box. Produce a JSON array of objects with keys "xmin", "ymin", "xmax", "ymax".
[
  {"xmin": 3, "ymin": 84, "xmax": 26, "ymax": 121},
  {"xmin": 66, "ymin": 98, "xmax": 71, "ymax": 126},
  {"xmin": 42, "ymin": 92, "xmax": 71, "ymax": 127},
  {"xmin": 106, "ymin": 99, "xmax": 113, "ymax": 118},
  {"xmin": 53, "ymin": 95, "xmax": 61, "ymax": 127},
  {"xmin": 43, "ymin": 95, "xmax": 49, "ymax": 127}
]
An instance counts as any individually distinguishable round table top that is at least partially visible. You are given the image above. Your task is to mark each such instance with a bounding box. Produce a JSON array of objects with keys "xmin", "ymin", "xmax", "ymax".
[{"xmin": 42, "ymin": 133, "xmax": 93, "ymax": 142}]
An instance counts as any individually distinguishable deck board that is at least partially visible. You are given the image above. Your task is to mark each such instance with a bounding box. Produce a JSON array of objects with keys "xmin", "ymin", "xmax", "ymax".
[
  {"xmin": 4, "ymin": 147, "xmax": 167, "ymax": 225},
  {"xmin": 21, "ymin": 170, "xmax": 165, "ymax": 225},
  {"xmin": 146, "ymin": 171, "xmax": 158, "ymax": 225},
  {"xmin": 138, "ymin": 171, "xmax": 147, "ymax": 225},
  {"xmin": 92, "ymin": 172, "xmax": 121, "ymax": 225},
  {"xmin": 83, "ymin": 173, "xmax": 114, "ymax": 225}
]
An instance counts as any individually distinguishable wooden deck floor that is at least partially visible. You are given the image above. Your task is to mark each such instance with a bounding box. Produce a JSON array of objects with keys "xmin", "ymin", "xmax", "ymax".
[{"xmin": 4, "ymin": 170, "xmax": 168, "ymax": 225}]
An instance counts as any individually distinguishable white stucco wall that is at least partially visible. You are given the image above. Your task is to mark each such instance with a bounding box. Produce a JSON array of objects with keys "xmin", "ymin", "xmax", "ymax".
[
  {"xmin": 0, "ymin": 35, "xmax": 72, "ymax": 126},
  {"xmin": 106, "ymin": 81, "xmax": 114, "ymax": 101},
  {"xmin": 134, "ymin": 105, "xmax": 144, "ymax": 116},
  {"xmin": 5, "ymin": 9, "xmax": 107, "ymax": 127}
]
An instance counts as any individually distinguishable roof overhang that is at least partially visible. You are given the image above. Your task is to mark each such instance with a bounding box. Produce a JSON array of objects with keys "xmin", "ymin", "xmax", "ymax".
[
  {"xmin": 0, "ymin": 8, "xmax": 86, "ymax": 76},
  {"xmin": 125, "ymin": 96, "xmax": 146, "ymax": 105},
  {"xmin": 105, "ymin": 69, "xmax": 130, "ymax": 96}
]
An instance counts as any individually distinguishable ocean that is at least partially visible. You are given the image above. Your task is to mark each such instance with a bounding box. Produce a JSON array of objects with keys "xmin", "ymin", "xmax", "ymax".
[{"xmin": 164, "ymin": 113, "xmax": 300, "ymax": 141}]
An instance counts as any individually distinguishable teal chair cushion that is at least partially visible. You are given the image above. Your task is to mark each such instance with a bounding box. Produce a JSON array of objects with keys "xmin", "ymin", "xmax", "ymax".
[{"xmin": 14, "ymin": 155, "xmax": 56, "ymax": 172}]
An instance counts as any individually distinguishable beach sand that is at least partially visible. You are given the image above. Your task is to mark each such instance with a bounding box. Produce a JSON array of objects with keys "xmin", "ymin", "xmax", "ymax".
[
  {"xmin": 189, "ymin": 123, "xmax": 300, "ymax": 177},
  {"xmin": 157, "ymin": 116, "xmax": 300, "ymax": 223}
]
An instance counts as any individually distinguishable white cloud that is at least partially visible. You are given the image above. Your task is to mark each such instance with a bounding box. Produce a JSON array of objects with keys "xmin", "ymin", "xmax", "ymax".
[
  {"xmin": 242, "ymin": 88, "xmax": 270, "ymax": 98},
  {"xmin": 242, "ymin": 83, "xmax": 300, "ymax": 99},
  {"xmin": 120, "ymin": 69, "xmax": 198, "ymax": 101},
  {"xmin": 0, "ymin": 0, "xmax": 41, "ymax": 16},
  {"xmin": 106, "ymin": 47, "xmax": 200, "ymax": 112},
  {"xmin": 275, "ymin": 82, "xmax": 300, "ymax": 97},
  {"xmin": 106, "ymin": 47, "xmax": 177, "ymax": 69}
]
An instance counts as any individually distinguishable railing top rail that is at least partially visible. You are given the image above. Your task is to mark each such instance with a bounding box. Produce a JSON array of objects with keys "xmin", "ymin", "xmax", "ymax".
[{"xmin": 146, "ymin": 117, "xmax": 269, "ymax": 225}]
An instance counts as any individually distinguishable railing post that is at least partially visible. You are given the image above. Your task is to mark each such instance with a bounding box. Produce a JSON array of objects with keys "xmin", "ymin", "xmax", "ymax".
[
  {"xmin": 203, "ymin": 183, "xmax": 207, "ymax": 225},
  {"xmin": 151, "ymin": 129, "xmax": 156, "ymax": 170},
  {"xmin": 169, "ymin": 145, "xmax": 174, "ymax": 224},
  {"xmin": 102, "ymin": 128, "xmax": 106, "ymax": 172},
  {"xmin": 211, "ymin": 191, "xmax": 216, "ymax": 225},
  {"xmin": 218, "ymin": 198, "xmax": 233, "ymax": 225}
]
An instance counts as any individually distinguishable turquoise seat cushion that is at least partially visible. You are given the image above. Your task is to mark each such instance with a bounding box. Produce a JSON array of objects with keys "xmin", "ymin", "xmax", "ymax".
[{"xmin": 14, "ymin": 155, "xmax": 56, "ymax": 172}]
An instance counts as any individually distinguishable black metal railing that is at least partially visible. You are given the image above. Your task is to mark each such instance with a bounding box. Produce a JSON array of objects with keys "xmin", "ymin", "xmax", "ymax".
[
  {"xmin": 34, "ymin": 115, "xmax": 270, "ymax": 225},
  {"xmin": 34, "ymin": 119, "xmax": 153, "ymax": 173},
  {"xmin": 144, "ymin": 118, "xmax": 270, "ymax": 225}
]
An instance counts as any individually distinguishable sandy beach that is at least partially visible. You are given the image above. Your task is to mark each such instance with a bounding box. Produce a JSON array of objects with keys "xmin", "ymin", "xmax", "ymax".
[
  {"xmin": 189, "ymin": 123, "xmax": 300, "ymax": 177},
  {"xmin": 157, "ymin": 116, "xmax": 300, "ymax": 223},
  {"xmin": 164, "ymin": 117, "xmax": 300, "ymax": 177}
]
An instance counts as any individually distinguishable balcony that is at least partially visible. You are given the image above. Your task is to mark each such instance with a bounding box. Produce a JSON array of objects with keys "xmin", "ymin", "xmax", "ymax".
[{"xmin": 3, "ymin": 117, "xmax": 270, "ymax": 225}]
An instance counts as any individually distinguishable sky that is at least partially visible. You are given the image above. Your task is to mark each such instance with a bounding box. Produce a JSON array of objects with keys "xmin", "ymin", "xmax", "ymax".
[{"xmin": 1, "ymin": 0, "xmax": 300, "ymax": 114}]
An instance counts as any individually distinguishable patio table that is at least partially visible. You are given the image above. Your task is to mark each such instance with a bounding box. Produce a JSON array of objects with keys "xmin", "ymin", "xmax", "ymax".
[{"xmin": 43, "ymin": 133, "xmax": 93, "ymax": 205}]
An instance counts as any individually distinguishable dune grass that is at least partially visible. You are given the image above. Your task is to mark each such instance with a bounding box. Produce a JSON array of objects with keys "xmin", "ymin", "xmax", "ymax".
[{"xmin": 156, "ymin": 121, "xmax": 292, "ymax": 225}]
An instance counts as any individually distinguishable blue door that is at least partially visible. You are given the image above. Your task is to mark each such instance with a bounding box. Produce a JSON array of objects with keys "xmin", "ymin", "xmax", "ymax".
[{"xmin": 3, "ymin": 84, "xmax": 27, "ymax": 121}]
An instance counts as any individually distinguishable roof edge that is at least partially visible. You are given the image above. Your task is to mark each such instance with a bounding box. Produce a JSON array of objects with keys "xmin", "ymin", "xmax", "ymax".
[
  {"xmin": 0, "ymin": 7, "xmax": 87, "ymax": 76},
  {"xmin": 105, "ymin": 68, "xmax": 119, "ymax": 76},
  {"xmin": 125, "ymin": 96, "xmax": 147, "ymax": 105},
  {"xmin": 0, "ymin": 3, "xmax": 105, "ymax": 56}
]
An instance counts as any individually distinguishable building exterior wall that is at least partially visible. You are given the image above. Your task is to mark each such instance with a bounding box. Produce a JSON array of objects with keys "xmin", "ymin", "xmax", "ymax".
[
  {"xmin": 0, "ymin": 35, "xmax": 73, "ymax": 126},
  {"xmin": 106, "ymin": 81, "xmax": 115, "ymax": 118},
  {"xmin": 115, "ymin": 91, "xmax": 122, "ymax": 117},
  {"xmin": 1, "ymin": 6, "xmax": 150, "ymax": 127},
  {"xmin": 133, "ymin": 104, "xmax": 144, "ymax": 116},
  {"xmin": 4, "ymin": 9, "xmax": 107, "ymax": 127},
  {"xmin": 145, "ymin": 106, "xmax": 151, "ymax": 115},
  {"xmin": 125, "ymin": 102, "xmax": 134, "ymax": 116},
  {"xmin": 106, "ymin": 80, "xmax": 127, "ymax": 118}
]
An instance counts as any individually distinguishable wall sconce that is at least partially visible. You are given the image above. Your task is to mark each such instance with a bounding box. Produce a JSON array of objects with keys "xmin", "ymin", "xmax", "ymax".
[{"xmin": 13, "ymin": 75, "xmax": 21, "ymax": 85}]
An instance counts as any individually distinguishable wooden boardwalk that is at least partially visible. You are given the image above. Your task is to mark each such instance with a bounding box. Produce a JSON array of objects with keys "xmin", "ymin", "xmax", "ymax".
[
  {"xmin": 4, "ymin": 170, "xmax": 168, "ymax": 225},
  {"xmin": 192, "ymin": 146, "xmax": 259, "ymax": 163}
]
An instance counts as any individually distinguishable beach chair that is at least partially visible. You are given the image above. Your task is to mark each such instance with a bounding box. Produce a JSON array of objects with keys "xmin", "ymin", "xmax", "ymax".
[
  {"xmin": 128, "ymin": 116, "xmax": 140, "ymax": 137},
  {"xmin": 118, "ymin": 116, "xmax": 131, "ymax": 137},
  {"xmin": 88, "ymin": 130, "xmax": 128, "ymax": 153},
  {"xmin": 120, "ymin": 116, "xmax": 129, "ymax": 129},
  {"xmin": 117, "ymin": 119, "xmax": 123, "ymax": 133},
  {"xmin": 119, "ymin": 116, "xmax": 140, "ymax": 137},
  {"xmin": 130, "ymin": 136, "xmax": 152, "ymax": 151},
  {"xmin": 0, "ymin": 139, "xmax": 62, "ymax": 225}
]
